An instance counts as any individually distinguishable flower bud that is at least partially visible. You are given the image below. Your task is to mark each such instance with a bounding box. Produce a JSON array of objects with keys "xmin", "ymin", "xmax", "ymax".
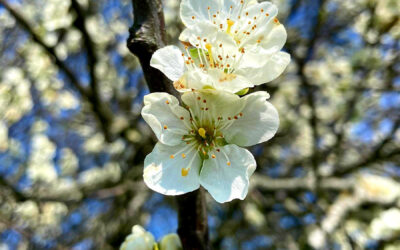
[
  {"xmin": 160, "ymin": 234, "xmax": 183, "ymax": 250},
  {"xmin": 120, "ymin": 225, "xmax": 156, "ymax": 250}
]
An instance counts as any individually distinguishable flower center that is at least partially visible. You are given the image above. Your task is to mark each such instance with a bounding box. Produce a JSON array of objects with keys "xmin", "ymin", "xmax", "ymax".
[{"xmin": 165, "ymin": 94, "xmax": 244, "ymax": 176}]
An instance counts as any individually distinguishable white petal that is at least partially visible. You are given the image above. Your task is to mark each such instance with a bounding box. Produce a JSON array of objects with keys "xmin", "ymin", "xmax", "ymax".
[
  {"xmin": 244, "ymin": 1, "xmax": 277, "ymax": 19},
  {"xmin": 243, "ymin": 23, "xmax": 287, "ymax": 57},
  {"xmin": 150, "ymin": 46, "xmax": 185, "ymax": 81},
  {"xmin": 223, "ymin": 91, "xmax": 279, "ymax": 147},
  {"xmin": 258, "ymin": 24, "xmax": 287, "ymax": 54},
  {"xmin": 141, "ymin": 93, "xmax": 190, "ymax": 146},
  {"xmin": 144, "ymin": 142, "xmax": 202, "ymax": 196},
  {"xmin": 207, "ymin": 69, "xmax": 254, "ymax": 93},
  {"xmin": 180, "ymin": 0, "xmax": 222, "ymax": 27},
  {"xmin": 199, "ymin": 145, "xmax": 256, "ymax": 203},
  {"xmin": 236, "ymin": 51, "xmax": 291, "ymax": 85},
  {"xmin": 181, "ymin": 90, "xmax": 245, "ymax": 122},
  {"xmin": 179, "ymin": 28, "xmax": 191, "ymax": 42},
  {"xmin": 184, "ymin": 22, "xmax": 218, "ymax": 48}
]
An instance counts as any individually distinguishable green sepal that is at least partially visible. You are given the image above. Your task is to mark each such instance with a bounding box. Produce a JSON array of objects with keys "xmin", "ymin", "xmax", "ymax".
[{"xmin": 235, "ymin": 88, "xmax": 249, "ymax": 96}]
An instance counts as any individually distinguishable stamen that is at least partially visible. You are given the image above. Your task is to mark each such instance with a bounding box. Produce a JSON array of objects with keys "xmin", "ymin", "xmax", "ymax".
[
  {"xmin": 164, "ymin": 125, "xmax": 168, "ymax": 129},
  {"xmin": 181, "ymin": 153, "xmax": 186, "ymax": 158},
  {"xmin": 205, "ymin": 43, "xmax": 214, "ymax": 67},
  {"xmin": 226, "ymin": 19, "xmax": 235, "ymax": 35}
]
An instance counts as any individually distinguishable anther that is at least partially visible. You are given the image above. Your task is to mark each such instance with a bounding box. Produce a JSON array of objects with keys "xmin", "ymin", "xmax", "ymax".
[
  {"xmin": 226, "ymin": 19, "xmax": 235, "ymax": 35},
  {"xmin": 170, "ymin": 155, "xmax": 174, "ymax": 159},
  {"xmin": 227, "ymin": 161, "xmax": 231, "ymax": 166},
  {"xmin": 164, "ymin": 125, "xmax": 168, "ymax": 129},
  {"xmin": 205, "ymin": 43, "xmax": 214, "ymax": 67},
  {"xmin": 165, "ymin": 100, "xmax": 170, "ymax": 104},
  {"xmin": 182, "ymin": 153, "xmax": 186, "ymax": 158},
  {"xmin": 212, "ymin": 154, "xmax": 216, "ymax": 159},
  {"xmin": 181, "ymin": 168, "xmax": 189, "ymax": 177}
]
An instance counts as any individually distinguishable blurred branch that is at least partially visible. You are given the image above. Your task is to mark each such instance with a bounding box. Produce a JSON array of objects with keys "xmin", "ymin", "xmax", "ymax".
[
  {"xmin": 0, "ymin": 0, "xmax": 87, "ymax": 96},
  {"xmin": 334, "ymin": 117, "xmax": 400, "ymax": 176},
  {"xmin": 127, "ymin": 0, "xmax": 209, "ymax": 249},
  {"xmin": 251, "ymin": 174, "xmax": 353, "ymax": 191},
  {"xmin": 70, "ymin": 0, "xmax": 115, "ymax": 142},
  {"xmin": 0, "ymin": 177, "xmax": 28, "ymax": 202},
  {"xmin": 0, "ymin": 0, "xmax": 115, "ymax": 142}
]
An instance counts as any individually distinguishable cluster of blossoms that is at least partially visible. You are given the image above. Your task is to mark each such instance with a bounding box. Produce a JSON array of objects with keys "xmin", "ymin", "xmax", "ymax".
[{"xmin": 142, "ymin": 0, "xmax": 290, "ymax": 203}]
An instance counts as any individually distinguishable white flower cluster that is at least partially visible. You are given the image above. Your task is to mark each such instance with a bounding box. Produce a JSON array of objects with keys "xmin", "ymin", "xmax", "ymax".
[{"xmin": 142, "ymin": 0, "xmax": 290, "ymax": 202}]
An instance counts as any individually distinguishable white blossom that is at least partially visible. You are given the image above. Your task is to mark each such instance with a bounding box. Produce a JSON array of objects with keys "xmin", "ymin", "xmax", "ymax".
[{"xmin": 141, "ymin": 90, "xmax": 279, "ymax": 203}]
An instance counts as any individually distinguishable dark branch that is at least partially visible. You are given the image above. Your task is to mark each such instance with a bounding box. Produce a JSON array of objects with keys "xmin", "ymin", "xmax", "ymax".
[{"xmin": 127, "ymin": 0, "xmax": 178, "ymax": 97}]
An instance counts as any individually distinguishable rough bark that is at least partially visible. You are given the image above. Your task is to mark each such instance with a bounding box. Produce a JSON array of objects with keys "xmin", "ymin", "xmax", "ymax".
[{"xmin": 127, "ymin": 0, "xmax": 209, "ymax": 249}]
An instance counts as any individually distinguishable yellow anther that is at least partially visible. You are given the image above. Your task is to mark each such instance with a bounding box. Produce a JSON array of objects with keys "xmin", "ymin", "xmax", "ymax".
[
  {"xmin": 226, "ymin": 19, "xmax": 235, "ymax": 35},
  {"xmin": 205, "ymin": 43, "xmax": 214, "ymax": 67},
  {"xmin": 212, "ymin": 154, "xmax": 216, "ymax": 159},
  {"xmin": 198, "ymin": 128, "xmax": 207, "ymax": 139},
  {"xmin": 170, "ymin": 155, "xmax": 174, "ymax": 159},
  {"xmin": 181, "ymin": 153, "xmax": 186, "ymax": 158},
  {"xmin": 227, "ymin": 161, "xmax": 231, "ymax": 166},
  {"xmin": 163, "ymin": 125, "xmax": 168, "ymax": 129},
  {"xmin": 181, "ymin": 168, "xmax": 189, "ymax": 177}
]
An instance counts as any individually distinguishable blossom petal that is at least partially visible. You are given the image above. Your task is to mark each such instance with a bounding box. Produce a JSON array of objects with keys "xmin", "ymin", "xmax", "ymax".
[
  {"xmin": 150, "ymin": 46, "xmax": 185, "ymax": 81},
  {"xmin": 223, "ymin": 91, "xmax": 279, "ymax": 147},
  {"xmin": 243, "ymin": 23, "xmax": 287, "ymax": 57},
  {"xmin": 207, "ymin": 69, "xmax": 254, "ymax": 93},
  {"xmin": 144, "ymin": 142, "xmax": 202, "ymax": 196},
  {"xmin": 142, "ymin": 93, "xmax": 190, "ymax": 146},
  {"xmin": 236, "ymin": 51, "xmax": 290, "ymax": 85},
  {"xmin": 181, "ymin": 90, "xmax": 245, "ymax": 122},
  {"xmin": 180, "ymin": 0, "xmax": 221, "ymax": 27},
  {"xmin": 199, "ymin": 145, "xmax": 256, "ymax": 203},
  {"xmin": 183, "ymin": 22, "xmax": 218, "ymax": 48}
]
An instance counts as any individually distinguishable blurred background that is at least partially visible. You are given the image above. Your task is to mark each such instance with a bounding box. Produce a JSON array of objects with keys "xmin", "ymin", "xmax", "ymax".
[{"xmin": 0, "ymin": 0, "xmax": 399, "ymax": 249}]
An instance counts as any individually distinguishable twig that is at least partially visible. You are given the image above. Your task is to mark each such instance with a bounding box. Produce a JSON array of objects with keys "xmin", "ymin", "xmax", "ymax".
[
  {"xmin": 0, "ymin": 0, "xmax": 114, "ymax": 141},
  {"xmin": 70, "ymin": 0, "xmax": 114, "ymax": 142}
]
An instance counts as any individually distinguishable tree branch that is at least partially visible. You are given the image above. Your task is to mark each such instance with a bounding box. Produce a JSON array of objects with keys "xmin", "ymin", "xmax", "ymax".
[
  {"xmin": 0, "ymin": 0, "xmax": 115, "ymax": 141},
  {"xmin": 70, "ymin": 0, "xmax": 114, "ymax": 142},
  {"xmin": 127, "ymin": 0, "xmax": 178, "ymax": 97},
  {"xmin": 127, "ymin": 0, "xmax": 208, "ymax": 249}
]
